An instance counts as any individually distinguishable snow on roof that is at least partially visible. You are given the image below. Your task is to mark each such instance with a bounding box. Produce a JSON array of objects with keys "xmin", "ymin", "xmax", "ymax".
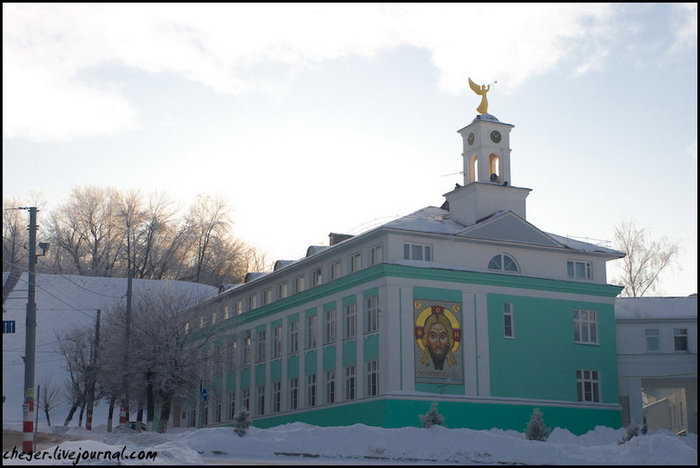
[
  {"xmin": 244, "ymin": 272, "xmax": 268, "ymax": 283},
  {"xmin": 615, "ymin": 296, "xmax": 698, "ymax": 320},
  {"xmin": 306, "ymin": 245, "xmax": 330, "ymax": 257},
  {"xmin": 545, "ymin": 232, "xmax": 624, "ymax": 256},
  {"xmin": 273, "ymin": 260, "xmax": 299, "ymax": 271}
]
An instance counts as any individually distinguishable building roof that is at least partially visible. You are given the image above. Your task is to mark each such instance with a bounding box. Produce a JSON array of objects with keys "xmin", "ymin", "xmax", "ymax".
[{"xmin": 615, "ymin": 296, "xmax": 698, "ymax": 320}]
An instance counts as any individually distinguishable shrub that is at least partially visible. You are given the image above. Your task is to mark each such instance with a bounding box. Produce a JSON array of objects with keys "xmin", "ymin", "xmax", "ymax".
[
  {"xmin": 525, "ymin": 408, "xmax": 550, "ymax": 441},
  {"xmin": 617, "ymin": 425, "xmax": 639, "ymax": 445},
  {"xmin": 419, "ymin": 402, "xmax": 445, "ymax": 428},
  {"xmin": 233, "ymin": 410, "xmax": 250, "ymax": 437}
]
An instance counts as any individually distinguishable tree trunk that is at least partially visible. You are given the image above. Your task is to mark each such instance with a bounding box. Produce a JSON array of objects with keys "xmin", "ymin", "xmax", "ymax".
[
  {"xmin": 107, "ymin": 397, "xmax": 115, "ymax": 432},
  {"xmin": 78, "ymin": 399, "xmax": 86, "ymax": 427},
  {"xmin": 64, "ymin": 402, "xmax": 79, "ymax": 426},
  {"xmin": 44, "ymin": 407, "xmax": 52, "ymax": 427},
  {"xmin": 158, "ymin": 393, "xmax": 172, "ymax": 433},
  {"xmin": 146, "ymin": 373, "xmax": 154, "ymax": 431}
]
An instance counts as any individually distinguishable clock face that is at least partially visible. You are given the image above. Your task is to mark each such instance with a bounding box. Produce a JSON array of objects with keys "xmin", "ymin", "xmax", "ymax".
[
  {"xmin": 490, "ymin": 130, "xmax": 502, "ymax": 144},
  {"xmin": 467, "ymin": 133, "xmax": 475, "ymax": 145}
]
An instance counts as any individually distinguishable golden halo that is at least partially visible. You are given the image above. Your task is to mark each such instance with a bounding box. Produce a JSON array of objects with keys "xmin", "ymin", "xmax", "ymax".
[{"xmin": 414, "ymin": 305, "xmax": 461, "ymax": 354}]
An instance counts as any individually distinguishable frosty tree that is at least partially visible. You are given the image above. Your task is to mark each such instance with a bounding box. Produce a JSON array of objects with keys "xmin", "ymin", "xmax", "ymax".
[
  {"xmin": 525, "ymin": 408, "xmax": 550, "ymax": 441},
  {"xmin": 419, "ymin": 402, "xmax": 445, "ymax": 428},
  {"xmin": 613, "ymin": 219, "xmax": 679, "ymax": 297},
  {"xmin": 234, "ymin": 410, "xmax": 250, "ymax": 437}
]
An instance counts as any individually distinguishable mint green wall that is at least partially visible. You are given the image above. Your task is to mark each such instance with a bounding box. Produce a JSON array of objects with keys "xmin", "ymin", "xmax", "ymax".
[
  {"xmin": 255, "ymin": 363, "xmax": 266, "ymax": 386},
  {"xmin": 323, "ymin": 346, "xmax": 336, "ymax": 371},
  {"xmin": 244, "ymin": 397, "xmax": 619, "ymax": 435},
  {"xmin": 487, "ymin": 294, "xmax": 619, "ymax": 403},
  {"xmin": 287, "ymin": 354, "xmax": 299, "ymax": 378},
  {"xmin": 271, "ymin": 359, "xmax": 282, "ymax": 382},
  {"xmin": 305, "ymin": 350, "xmax": 317, "ymax": 375},
  {"xmin": 363, "ymin": 334, "xmax": 378, "ymax": 361},
  {"xmin": 342, "ymin": 340, "xmax": 357, "ymax": 366}
]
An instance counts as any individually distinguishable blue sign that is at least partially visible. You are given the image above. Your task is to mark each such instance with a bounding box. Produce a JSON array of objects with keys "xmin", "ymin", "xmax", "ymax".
[
  {"xmin": 201, "ymin": 389, "xmax": 208, "ymax": 402},
  {"xmin": 2, "ymin": 320, "xmax": 15, "ymax": 334}
]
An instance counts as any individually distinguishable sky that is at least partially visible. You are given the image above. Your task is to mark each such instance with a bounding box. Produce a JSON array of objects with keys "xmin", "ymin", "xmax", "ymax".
[{"xmin": 3, "ymin": 3, "xmax": 697, "ymax": 296}]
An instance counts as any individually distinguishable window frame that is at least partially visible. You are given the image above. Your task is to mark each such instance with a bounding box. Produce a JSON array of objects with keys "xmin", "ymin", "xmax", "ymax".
[
  {"xmin": 403, "ymin": 242, "xmax": 432, "ymax": 262},
  {"xmin": 644, "ymin": 328, "xmax": 660, "ymax": 353},
  {"xmin": 503, "ymin": 303, "xmax": 514, "ymax": 338},
  {"xmin": 306, "ymin": 314, "xmax": 317, "ymax": 349},
  {"xmin": 344, "ymin": 365, "xmax": 356, "ymax": 401},
  {"xmin": 289, "ymin": 320, "xmax": 299, "ymax": 354},
  {"xmin": 350, "ymin": 252, "xmax": 362, "ymax": 273},
  {"xmin": 674, "ymin": 328, "xmax": 689, "ymax": 352},
  {"xmin": 573, "ymin": 309, "xmax": 598, "ymax": 345},
  {"xmin": 324, "ymin": 306, "xmax": 337, "ymax": 344},
  {"xmin": 344, "ymin": 301, "xmax": 357, "ymax": 340},
  {"xmin": 576, "ymin": 369, "xmax": 601, "ymax": 403},
  {"xmin": 365, "ymin": 295, "xmax": 379, "ymax": 335},
  {"xmin": 567, "ymin": 260, "xmax": 592, "ymax": 280},
  {"xmin": 366, "ymin": 360, "xmax": 378, "ymax": 397}
]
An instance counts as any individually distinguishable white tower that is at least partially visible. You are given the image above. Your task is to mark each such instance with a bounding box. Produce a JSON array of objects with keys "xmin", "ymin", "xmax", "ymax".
[{"xmin": 444, "ymin": 113, "xmax": 531, "ymax": 226}]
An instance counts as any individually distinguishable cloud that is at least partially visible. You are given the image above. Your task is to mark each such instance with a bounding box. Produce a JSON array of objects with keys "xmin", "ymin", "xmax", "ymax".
[
  {"xmin": 3, "ymin": 4, "xmax": 620, "ymax": 142},
  {"xmin": 669, "ymin": 3, "xmax": 697, "ymax": 54}
]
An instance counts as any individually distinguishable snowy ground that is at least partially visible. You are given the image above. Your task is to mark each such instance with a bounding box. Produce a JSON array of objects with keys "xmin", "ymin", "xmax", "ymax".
[{"xmin": 2, "ymin": 421, "xmax": 696, "ymax": 465}]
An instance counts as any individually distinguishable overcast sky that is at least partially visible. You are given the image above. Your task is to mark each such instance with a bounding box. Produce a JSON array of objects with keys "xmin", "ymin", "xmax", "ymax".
[{"xmin": 3, "ymin": 3, "xmax": 697, "ymax": 296}]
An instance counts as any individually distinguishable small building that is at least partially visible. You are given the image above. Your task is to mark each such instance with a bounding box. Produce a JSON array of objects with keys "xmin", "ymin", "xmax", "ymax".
[
  {"xmin": 616, "ymin": 296, "xmax": 697, "ymax": 434},
  {"xmin": 177, "ymin": 111, "xmax": 626, "ymax": 434}
]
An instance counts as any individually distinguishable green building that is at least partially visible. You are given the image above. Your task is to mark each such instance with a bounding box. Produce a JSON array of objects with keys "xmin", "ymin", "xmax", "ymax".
[{"xmin": 176, "ymin": 111, "xmax": 624, "ymax": 435}]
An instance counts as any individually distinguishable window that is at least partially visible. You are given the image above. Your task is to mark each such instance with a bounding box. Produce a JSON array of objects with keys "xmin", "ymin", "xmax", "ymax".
[
  {"xmin": 674, "ymin": 328, "xmax": 688, "ymax": 352},
  {"xmin": 248, "ymin": 295, "xmax": 257, "ymax": 311},
  {"xmin": 344, "ymin": 365, "xmax": 356, "ymax": 400},
  {"xmin": 272, "ymin": 382, "xmax": 281, "ymax": 413},
  {"xmin": 330, "ymin": 261, "xmax": 342, "ymax": 280},
  {"xmin": 325, "ymin": 369, "xmax": 336, "ymax": 404},
  {"xmin": 488, "ymin": 254, "xmax": 519, "ymax": 272},
  {"xmin": 199, "ymin": 315, "xmax": 206, "ymax": 328},
  {"xmin": 211, "ymin": 311, "xmax": 217, "ymax": 325},
  {"xmin": 371, "ymin": 245, "xmax": 383, "ymax": 265},
  {"xmin": 279, "ymin": 282, "xmax": 288, "ymax": 299},
  {"xmin": 229, "ymin": 392, "xmax": 236, "ymax": 420},
  {"xmin": 306, "ymin": 315, "xmax": 317, "ymax": 349},
  {"xmin": 306, "ymin": 374, "xmax": 317, "ymax": 407},
  {"xmin": 185, "ymin": 321, "xmax": 190, "ymax": 334},
  {"xmin": 503, "ymin": 303, "xmax": 514, "ymax": 338},
  {"xmin": 350, "ymin": 252, "xmax": 362, "ymax": 272},
  {"xmin": 223, "ymin": 305, "xmax": 231, "ymax": 320},
  {"xmin": 567, "ymin": 260, "xmax": 592, "ymax": 280},
  {"xmin": 242, "ymin": 389, "xmax": 250, "ymax": 412},
  {"xmin": 365, "ymin": 295, "xmax": 379, "ymax": 334},
  {"xmin": 366, "ymin": 360, "xmax": 378, "ymax": 396},
  {"xmin": 289, "ymin": 378, "xmax": 298, "ymax": 410},
  {"xmin": 256, "ymin": 330, "xmax": 266, "ymax": 363},
  {"xmin": 645, "ymin": 329, "xmax": 659, "ymax": 352},
  {"xmin": 324, "ymin": 307, "xmax": 337, "ymax": 344},
  {"xmin": 236, "ymin": 301, "xmax": 243, "ymax": 315},
  {"xmin": 257, "ymin": 385, "xmax": 265, "ymax": 415},
  {"xmin": 228, "ymin": 341, "xmax": 237, "ymax": 372},
  {"xmin": 403, "ymin": 243, "xmax": 432, "ymax": 261},
  {"xmin": 263, "ymin": 289, "xmax": 272, "ymax": 305},
  {"xmin": 272, "ymin": 325, "xmax": 283, "ymax": 358},
  {"xmin": 295, "ymin": 275, "xmax": 305, "ymax": 293},
  {"xmin": 289, "ymin": 320, "xmax": 299, "ymax": 354},
  {"xmin": 576, "ymin": 369, "xmax": 600, "ymax": 403},
  {"xmin": 313, "ymin": 267, "xmax": 323, "ymax": 286},
  {"xmin": 242, "ymin": 331, "xmax": 252, "ymax": 366},
  {"xmin": 574, "ymin": 310, "xmax": 598, "ymax": 344},
  {"xmin": 344, "ymin": 302, "xmax": 357, "ymax": 339}
]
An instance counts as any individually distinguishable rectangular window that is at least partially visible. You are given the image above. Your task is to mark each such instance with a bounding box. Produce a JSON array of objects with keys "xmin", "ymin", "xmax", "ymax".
[
  {"xmin": 344, "ymin": 365, "xmax": 356, "ymax": 400},
  {"xmin": 344, "ymin": 302, "xmax": 357, "ymax": 339},
  {"xmin": 324, "ymin": 307, "xmax": 337, "ymax": 344},
  {"xmin": 574, "ymin": 310, "xmax": 598, "ymax": 344},
  {"xmin": 576, "ymin": 369, "xmax": 600, "ymax": 403},
  {"xmin": 272, "ymin": 382, "xmax": 281, "ymax": 413},
  {"xmin": 313, "ymin": 267, "xmax": 323, "ymax": 286},
  {"xmin": 645, "ymin": 328, "xmax": 660, "ymax": 352},
  {"xmin": 242, "ymin": 389, "xmax": 250, "ymax": 412},
  {"xmin": 403, "ymin": 242, "xmax": 432, "ymax": 261},
  {"xmin": 366, "ymin": 360, "xmax": 378, "ymax": 397},
  {"xmin": 229, "ymin": 392, "xmax": 236, "ymax": 420},
  {"xmin": 263, "ymin": 288, "xmax": 272, "ymax": 305},
  {"xmin": 289, "ymin": 320, "xmax": 299, "ymax": 354},
  {"xmin": 296, "ymin": 275, "xmax": 305, "ymax": 293},
  {"xmin": 289, "ymin": 378, "xmax": 298, "ymax": 410},
  {"xmin": 242, "ymin": 331, "xmax": 252, "ymax": 366},
  {"xmin": 256, "ymin": 330, "xmax": 266, "ymax": 363},
  {"xmin": 325, "ymin": 369, "xmax": 336, "ymax": 404},
  {"xmin": 257, "ymin": 385, "xmax": 265, "ymax": 416},
  {"xmin": 228, "ymin": 341, "xmax": 237, "ymax": 372},
  {"xmin": 306, "ymin": 374, "xmax": 317, "ymax": 407},
  {"xmin": 236, "ymin": 301, "xmax": 243, "ymax": 315},
  {"xmin": 223, "ymin": 305, "xmax": 231, "ymax": 320},
  {"xmin": 273, "ymin": 325, "xmax": 283, "ymax": 358},
  {"xmin": 330, "ymin": 261, "xmax": 342, "ymax": 280},
  {"xmin": 370, "ymin": 245, "xmax": 383, "ymax": 265},
  {"xmin": 248, "ymin": 295, "xmax": 257, "ymax": 311},
  {"xmin": 350, "ymin": 252, "xmax": 362, "ymax": 273},
  {"xmin": 306, "ymin": 314, "xmax": 317, "ymax": 349},
  {"xmin": 674, "ymin": 328, "xmax": 688, "ymax": 352},
  {"xmin": 365, "ymin": 295, "xmax": 379, "ymax": 334},
  {"xmin": 279, "ymin": 281, "xmax": 288, "ymax": 299},
  {"xmin": 211, "ymin": 311, "xmax": 217, "ymax": 325},
  {"xmin": 503, "ymin": 303, "xmax": 514, "ymax": 338},
  {"xmin": 567, "ymin": 260, "xmax": 592, "ymax": 279}
]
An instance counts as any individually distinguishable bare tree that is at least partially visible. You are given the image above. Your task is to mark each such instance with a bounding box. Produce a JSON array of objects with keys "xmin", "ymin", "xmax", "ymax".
[
  {"xmin": 2, "ymin": 197, "xmax": 29, "ymax": 273},
  {"xmin": 613, "ymin": 219, "xmax": 679, "ymax": 297},
  {"xmin": 183, "ymin": 194, "xmax": 232, "ymax": 283},
  {"xmin": 57, "ymin": 325, "xmax": 92, "ymax": 426},
  {"xmin": 38, "ymin": 378, "xmax": 62, "ymax": 426}
]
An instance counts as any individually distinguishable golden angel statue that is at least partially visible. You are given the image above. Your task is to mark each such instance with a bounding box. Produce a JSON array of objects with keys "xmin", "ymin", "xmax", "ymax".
[{"xmin": 468, "ymin": 77, "xmax": 495, "ymax": 114}]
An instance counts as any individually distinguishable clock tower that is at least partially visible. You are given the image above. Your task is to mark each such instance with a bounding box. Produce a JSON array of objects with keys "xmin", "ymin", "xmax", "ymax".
[{"xmin": 443, "ymin": 112, "xmax": 531, "ymax": 226}]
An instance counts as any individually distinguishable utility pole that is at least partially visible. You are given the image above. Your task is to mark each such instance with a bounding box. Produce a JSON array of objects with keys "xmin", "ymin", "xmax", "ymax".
[
  {"xmin": 86, "ymin": 309, "xmax": 101, "ymax": 430},
  {"xmin": 119, "ymin": 270, "xmax": 133, "ymax": 429},
  {"xmin": 21, "ymin": 206, "xmax": 38, "ymax": 453}
]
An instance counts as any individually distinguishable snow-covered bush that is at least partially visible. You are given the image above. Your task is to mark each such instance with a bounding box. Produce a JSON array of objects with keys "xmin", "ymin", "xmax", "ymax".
[
  {"xmin": 525, "ymin": 408, "xmax": 550, "ymax": 441},
  {"xmin": 419, "ymin": 402, "xmax": 445, "ymax": 428},
  {"xmin": 617, "ymin": 425, "xmax": 639, "ymax": 445},
  {"xmin": 234, "ymin": 410, "xmax": 250, "ymax": 437}
]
